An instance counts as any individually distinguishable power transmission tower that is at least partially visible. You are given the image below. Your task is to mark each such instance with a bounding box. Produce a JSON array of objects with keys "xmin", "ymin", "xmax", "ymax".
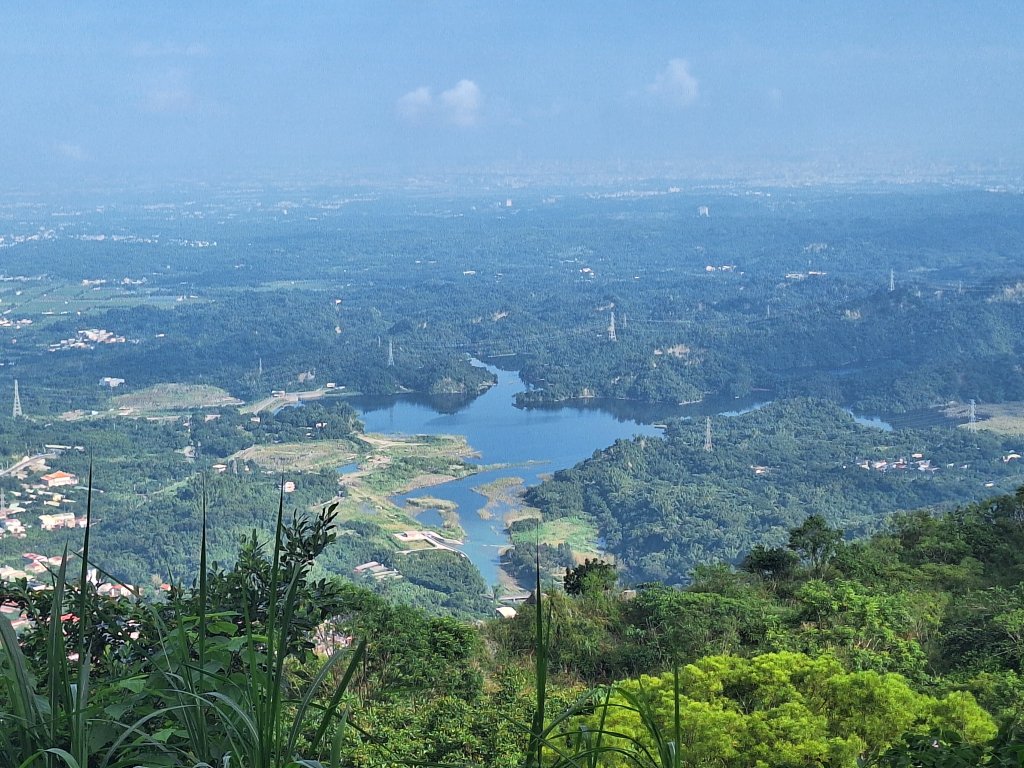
[
  {"xmin": 387, "ymin": 339, "xmax": 395, "ymax": 367},
  {"xmin": 12, "ymin": 379, "xmax": 22, "ymax": 418},
  {"xmin": 607, "ymin": 310, "xmax": 617, "ymax": 342},
  {"xmin": 969, "ymin": 399, "xmax": 976, "ymax": 429},
  {"xmin": 889, "ymin": 269, "xmax": 895, "ymax": 292},
  {"xmin": 704, "ymin": 416, "xmax": 713, "ymax": 452}
]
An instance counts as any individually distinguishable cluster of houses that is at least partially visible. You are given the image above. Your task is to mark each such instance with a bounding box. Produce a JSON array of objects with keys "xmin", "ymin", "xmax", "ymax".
[
  {"xmin": 0, "ymin": 315, "xmax": 33, "ymax": 330},
  {"xmin": 1, "ymin": 561, "xmax": 140, "ymax": 633},
  {"xmin": 352, "ymin": 560, "xmax": 401, "ymax": 581},
  {"xmin": 48, "ymin": 328, "xmax": 126, "ymax": 352},
  {"xmin": 856, "ymin": 453, "xmax": 938, "ymax": 473},
  {"xmin": 0, "ymin": 462, "xmax": 86, "ymax": 540},
  {"xmin": 352, "ymin": 530, "xmax": 471, "ymax": 583},
  {"xmin": 393, "ymin": 529, "xmax": 465, "ymax": 555}
]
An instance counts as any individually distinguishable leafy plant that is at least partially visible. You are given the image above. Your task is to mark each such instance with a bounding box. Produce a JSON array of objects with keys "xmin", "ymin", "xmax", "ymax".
[{"xmin": 142, "ymin": 489, "xmax": 367, "ymax": 768}]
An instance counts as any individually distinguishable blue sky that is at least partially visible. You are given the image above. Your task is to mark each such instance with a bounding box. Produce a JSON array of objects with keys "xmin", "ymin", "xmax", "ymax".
[{"xmin": 2, "ymin": 2, "xmax": 1022, "ymax": 188}]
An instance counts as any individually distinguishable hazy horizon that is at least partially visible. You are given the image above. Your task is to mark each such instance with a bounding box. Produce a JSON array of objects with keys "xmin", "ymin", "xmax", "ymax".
[{"xmin": 3, "ymin": 2, "xmax": 1023, "ymax": 192}]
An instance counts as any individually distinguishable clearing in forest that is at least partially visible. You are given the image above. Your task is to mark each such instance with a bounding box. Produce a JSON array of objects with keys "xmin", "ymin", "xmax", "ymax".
[
  {"xmin": 509, "ymin": 514, "xmax": 603, "ymax": 561},
  {"xmin": 112, "ymin": 383, "xmax": 243, "ymax": 412},
  {"xmin": 230, "ymin": 441, "xmax": 360, "ymax": 473},
  {"xmin": 948, "ymin": 401, "xmax": 1024, "ymax": 436}
]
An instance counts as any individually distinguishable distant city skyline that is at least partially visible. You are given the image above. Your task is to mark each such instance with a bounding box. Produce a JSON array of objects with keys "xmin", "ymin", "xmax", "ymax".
[{"xmin": 2, "ymin": 2, "xmax": 1022, "ymax": 190}]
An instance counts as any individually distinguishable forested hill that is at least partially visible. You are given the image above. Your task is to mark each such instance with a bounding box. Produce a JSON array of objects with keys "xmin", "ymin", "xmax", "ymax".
[
  {"xmin": 524, "ymin": 398, "xmax": 1024, "ymax": 583},
  {"xmin": 515, "ymin": 278, "xmax": 1024, "ymax": 414}
]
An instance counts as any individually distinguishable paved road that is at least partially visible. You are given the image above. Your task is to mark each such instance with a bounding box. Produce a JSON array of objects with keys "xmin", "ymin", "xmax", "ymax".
[{"xmin": 0, "ymin": 452, "xmax": 56, "ymax": 478}]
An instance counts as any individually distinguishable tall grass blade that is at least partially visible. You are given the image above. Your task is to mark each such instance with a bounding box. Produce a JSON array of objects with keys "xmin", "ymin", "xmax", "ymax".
[
  {"xmin": 264, "ymin": 482, "xmax": 287, "ymax": 768},
  {"xmin": 70, "ymin": 464, "xmax": 95, "ymax": 768},
  {"xmin": 47, "ymin": 547, "xmax": 72, "ymax": 768},
  {"xmin": 302, "ymin": 638, "xmax": 367, "ymax": 754},
  {"xmin": 0, "ymin": 612, "xmax": 41, "ymax": 762},
  {"xmin": 196, "ymin": 478, "xmax": 210, "ymax": 760},
  {"xmin": 526, "ymin": 544, "xmax": 550, "ymax": 768},
  {"xmin": 19, "ymin": 746, "xmax": 82, "ymax": 768}
]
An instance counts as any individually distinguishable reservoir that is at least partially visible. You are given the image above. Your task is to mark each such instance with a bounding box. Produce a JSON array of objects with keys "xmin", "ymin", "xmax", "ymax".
[
  {"xmin": 350, "ymin": 363, "xmax": 768, "ymax": 587},
  {"xmin": 351, "ymin": 364, "xmax": 908, "ymax": 587}
]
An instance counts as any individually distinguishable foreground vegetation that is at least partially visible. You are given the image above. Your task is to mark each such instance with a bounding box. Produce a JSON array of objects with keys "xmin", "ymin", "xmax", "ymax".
[{"xmin": 5, "ymin": 484, "xmax": 1024, "ymax": 766}]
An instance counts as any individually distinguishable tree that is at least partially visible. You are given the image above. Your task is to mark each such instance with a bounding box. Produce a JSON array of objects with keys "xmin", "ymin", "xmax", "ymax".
[
  {"xmin": 588, "ymin": 652, "xmax": 996, "ymax": 768},
  {"xmin": 788, "ymin": 514, "xmax": 843, "ymax": 576},
  {"xmin": 563, "ymin": 558, "xmax": 618, "ymax": 597},
  {"xmin": 741, "ymin": 544, "xmax": 799, "ymax": 587}
]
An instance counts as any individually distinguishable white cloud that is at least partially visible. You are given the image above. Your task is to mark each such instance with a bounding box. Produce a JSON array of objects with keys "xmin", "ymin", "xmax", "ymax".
[
  {"xmin": 439, "ymin": 79, "xmax": 481, "ymax": 126},
  {"xmin": 397, "ymin": 86, "xmax": 433, "ymax": 121},
  {"xmin": 55, "ymin": 142, "xmax": 86, "ymax": 161},
  {"xmin": 647, "ymin": 59, "xmax": 699, "ymax": 108},
  {"xmin": 397, "ymin": 79, "xmax": 482, "ymax": 127}
]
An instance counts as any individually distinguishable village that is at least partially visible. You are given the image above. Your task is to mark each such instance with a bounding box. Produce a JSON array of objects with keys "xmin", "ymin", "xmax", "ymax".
[
  {"xmin": 0, "ymin": 451, "xmax": 88, "ymax": 539},
  {"xmin": 856, "ymin": 453, "xmax": 940, "ymax": 474},
  {"xmin": 0, "ymin": 451, "xmax": 147, "ymax": 631},
  {"xmin": 855, "ymin": 450, "xmax": 1021, "ymax": 475},
  {"xmin": 352, "ymin": 529, "xmax": 470, "ymax": 583},
  {"xmin": 47, "ymin": 327, "xmax": 127, "ymax": 352},
  {"xmin": 1, "ymin": 452, "xmax": 86, "ymax": 572}
]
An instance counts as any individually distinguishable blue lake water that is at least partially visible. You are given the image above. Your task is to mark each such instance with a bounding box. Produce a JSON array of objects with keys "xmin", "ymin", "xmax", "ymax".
[
  {"xmin": 414, "ymin": 508, "xmax": 445, "ymax": 528},
  {"xmin": 350, "ymin": 365, "xmax": 666, "ymax": 587}
]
